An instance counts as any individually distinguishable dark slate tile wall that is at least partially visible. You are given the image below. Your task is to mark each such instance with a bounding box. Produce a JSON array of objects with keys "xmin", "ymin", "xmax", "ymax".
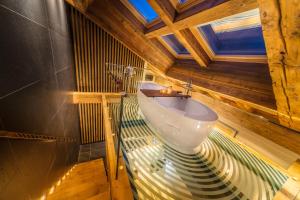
[{"xmin": 0, "ymin": 0, "xmax": 80, "ymax": 199}]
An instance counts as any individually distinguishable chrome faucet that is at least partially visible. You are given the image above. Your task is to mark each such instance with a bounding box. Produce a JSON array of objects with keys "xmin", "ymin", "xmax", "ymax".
[{"xmin": 182, "ymin": 79, "xmax": 192, "ymax": 96}]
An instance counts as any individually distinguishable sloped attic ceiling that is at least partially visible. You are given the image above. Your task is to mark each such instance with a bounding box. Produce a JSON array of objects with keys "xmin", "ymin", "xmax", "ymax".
[
  {"xmin": 66, "ymin": 0, "xmax": 276, "ymax": 120},
  {"xmin": 67, "ymin": 0, "xmax": 300, "ymax": 133}
]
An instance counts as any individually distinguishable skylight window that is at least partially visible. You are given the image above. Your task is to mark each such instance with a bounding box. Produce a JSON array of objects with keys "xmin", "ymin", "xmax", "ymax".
[
  {"xmin": 210, "ymin": 9, "xmax": 261, "ymax": 33},
  {"xmin": 197, "ymin": 9, "xmax": 266, "ymax": 55},
  {"xmin": 178, "ymin": 0, "xmax": 188, "ymax": 3},
  {"xmin": 128, "ymin": 0, "xmax": 158, "ymax": 22},
  {"xmin": 162, "ymin": 34, "xmax": 189, "ymax": 55}
]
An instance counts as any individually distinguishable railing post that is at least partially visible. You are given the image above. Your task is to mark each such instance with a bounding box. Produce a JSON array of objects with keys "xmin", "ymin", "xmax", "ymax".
[
  {"xmin": 115, "ymin": 92, "xmax": 126, "ymax": 179},
  {"xmin": 102, "ymin": 95, "xmax": 117, "ymax": 182}
]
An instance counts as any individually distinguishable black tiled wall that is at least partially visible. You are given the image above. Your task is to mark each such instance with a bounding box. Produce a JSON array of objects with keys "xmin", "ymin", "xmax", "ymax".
[{"xmin": 0, "ymin": 0, "xmax": 80, "ymax": 199}]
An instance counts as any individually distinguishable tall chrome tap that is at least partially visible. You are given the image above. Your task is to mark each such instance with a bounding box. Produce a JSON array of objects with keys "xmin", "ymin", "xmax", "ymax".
[{"xmin": 182, "ymin": 79, "xmax": 193, "ymax": 96}]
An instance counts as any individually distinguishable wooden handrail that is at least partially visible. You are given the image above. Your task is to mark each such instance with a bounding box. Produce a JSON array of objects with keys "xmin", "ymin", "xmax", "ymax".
[
  {"xmin": 73, "ymin": 92, "xmax": 121, "ymax": 104},
  {"xmin": 101, "ymin": 94, "xmax": 134, "ymax": 200},
  {"xmin": 102, "ymin": 95, "xmax": 117, "ymax": 182}
]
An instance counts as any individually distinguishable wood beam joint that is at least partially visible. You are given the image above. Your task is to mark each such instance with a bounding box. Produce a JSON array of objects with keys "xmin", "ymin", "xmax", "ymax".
[{"xmin": 147, "ymin": 0, "xmax": 210, "ymax": 67}]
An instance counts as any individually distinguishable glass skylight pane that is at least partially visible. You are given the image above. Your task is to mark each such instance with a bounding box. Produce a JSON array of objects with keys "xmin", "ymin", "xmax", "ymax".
[
  {"xmin": 162, "ymin": 34, "xmax": 189, "ymax": 55},
  {"xmin": 197, "ymin": 9, "xmax": 266, "ymax": 55},
  {"xmin": 211, "ymin": 9, "xmax": 261, "ymax": 33},
  {"xmin": 178, "ymin": 0, "xmax": 188, "ymax": 3},
  {"xmin": 128, "ymin": 0, "xmax": 158, "ymax": 22},
  {"xmin": 199, "ymin": 25, "xmax": 266, "ymax": 55}
]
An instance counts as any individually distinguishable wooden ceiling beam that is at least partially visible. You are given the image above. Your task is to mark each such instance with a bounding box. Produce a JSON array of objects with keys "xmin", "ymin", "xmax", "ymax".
[
  {"xmin": 147, "ymin": 0, "xmax": 210, "ymax": 67},
  {"xmin": 257, "ymin": 0, "xmax": 300, "ymax": 132},
  {"xmin": 145, "ymin": 0, "xmax": 258, "ymax": 38},
  {"xmin": 145, "ymin": 25, "xmax": 171, "ymax": 38},
  {"xmin": 176, "ymin": 28, "xmax": 210, "ymax": 65}
]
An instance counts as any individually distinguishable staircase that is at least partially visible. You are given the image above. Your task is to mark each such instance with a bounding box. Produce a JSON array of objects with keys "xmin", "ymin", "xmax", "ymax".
[{"xmin": 47, "ymin": 159, "xmax": 110, "ymax": 200}]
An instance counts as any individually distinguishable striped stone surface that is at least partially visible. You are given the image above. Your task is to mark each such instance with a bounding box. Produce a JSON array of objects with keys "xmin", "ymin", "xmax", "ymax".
[{"xmin": 110, "ymin": 96, "xmax": 288, "ymax": 200}]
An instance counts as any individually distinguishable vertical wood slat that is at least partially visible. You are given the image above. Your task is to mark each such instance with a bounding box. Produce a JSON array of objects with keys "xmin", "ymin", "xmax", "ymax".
[{"xmin": 71, "ymin": 8, "xmax": 145, "ymax": 144}]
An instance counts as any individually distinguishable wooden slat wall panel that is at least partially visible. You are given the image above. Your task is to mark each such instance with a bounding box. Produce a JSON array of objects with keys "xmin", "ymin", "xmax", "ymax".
[
  {"xmin": 78, "ymin": 103, "xmax": 104, "ymax": 144},
  {"xmin": 71, "ymin": 8, "xmax": 145, "ymax": 144}
]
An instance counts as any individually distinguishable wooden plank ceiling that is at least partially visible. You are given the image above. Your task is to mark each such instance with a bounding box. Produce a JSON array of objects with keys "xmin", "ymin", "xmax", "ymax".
[{"xmin": 66, "ymin": 0, "xmax": 300, "ymax": 132}]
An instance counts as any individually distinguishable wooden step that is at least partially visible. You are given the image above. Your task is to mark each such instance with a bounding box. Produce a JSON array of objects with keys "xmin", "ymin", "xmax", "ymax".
[{"xmin": 47, "ymin": 159, "xmax": 110, "ymax": 200}]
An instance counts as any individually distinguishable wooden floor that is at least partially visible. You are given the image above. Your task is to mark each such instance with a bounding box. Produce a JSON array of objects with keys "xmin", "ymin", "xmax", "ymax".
[{"xmin": 47, "ymin": 159, "xmax": 110, "ymax": 200}]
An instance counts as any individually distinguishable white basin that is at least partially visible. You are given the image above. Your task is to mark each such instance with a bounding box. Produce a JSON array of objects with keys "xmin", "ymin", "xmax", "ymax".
[{"xmin": 137, "ymin": 82, "xmax": 218, "ymax": 154}]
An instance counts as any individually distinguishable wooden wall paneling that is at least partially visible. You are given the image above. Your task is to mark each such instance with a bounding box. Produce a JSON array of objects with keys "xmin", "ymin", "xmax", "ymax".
[
  {"xmin": 98, "ymin": 27, "xmax": 101, "ymax": 92},
  {"xmin": 111, "ymin": 35, "xmax": 114, "ymax": 91},
  {"xmin": 121, "ymin": 44, "xmax": 126, "ymax": 91},
  {"xmin": 93, "ymin": 104, "xmax": 96, "ymax": 142},
  {"xmin": 81, "ymin": 104, "xmax": 86, "ymax": 143},
  {"xmin": 88, "ymin": 104, "xmax": 91, "ymax": 143},
  {"xmin": 108, "ymin": 32, "xmax": 112, "ymax": 92},
  {"xmin": 79, "ymin": 105, "xmax": 85, "ymax": 144},
  {"xmin": 103, "ymin": 31, "xmax": 106, "ymax": 92},
  {"xmin": 111, "ymin": 35, "xmax": 115, "ymax": 91},
  {"xmin": 113, "ymin": 35, "xmax": 117, "ymax": 92},
  {"xmin": 94, "ymin": 23, "xmax": 98, "ymax": 92},
  {"xmin": 126, "ymin": 48, "xmax": 130, "ymax": 91},
  {"xmin": 133, "ymin": 53, "xmax": 137, "ymax": 92},
  {"xmin": 100, "ymin": 103, "xmax": 102, "ymax": 142},
  {"xmin": 86, "ymin": 15, "xmax": 90, "ymax": 91},
  {"xmin": 84, "ymin": 104, "xmax": 88, "ymax": 143},
  {"xmin": 92, "ymin": 104, "xmax": 95, "ymax": 142},
  {"xmin": 101, "ymin": 30, "xmax": 105, "ymax": 92},
  {"xmin": 89, "ymin": 20, "xmax": 93, "ymax": 92},
  {"xmin": 116, "ymin": 40, "xmax": 120, "ymax": 92},
  {"xmin": 84, "ymin": 14, "xmax": 88, "ymax": 92},
  {"xmin": 129, "ymin": 53, "xmax": 134, "ymax": 93},
  {"xmin": 87, "ymin": 104, "xmax": 91, "ymax": 142},
  {"xmin": 106, "ymin": 31, "xmax": 109, "ymax": 92},
  {"xmin": 95, "ymin": 26, "xmax": 98, "ymax": 92},
  {"xmin": 78, "ymin": 104, "xmax": 83, "ymax": 143},
  {"xmin": 98, "ymin": 104, "xmax": 101, "ymax": 141},
  {"xmin": 78, "ymin": 103, "xmax": 104, "ymax": 144},
  {"xmin": 101, "ymin": 104, "xmax": 104, "ymax": 141},
  {"xmin": 95, "ymin": 104, "xmax": 98, "ymax": 142},
  {"xmin": 71, "ymin": 8, "xmax": 145, "ymax": 143},
  {"xmin": 90, "ymin": 104, "xmax": 93, "ymax": 143},
  {"xmin": 91, "ymin": 22, "xmax": 94, "ymax": 92},
  {"xmin": 89, "ymin": 104, "xmax": 93, "ymax": 143},
  {"xmin": 99, "ymin": 104, "xmax": 102, "ymax": 142},
  {"xmin": 88, "ymin": 20, "xmax": 92, "ymax": 92},
  {"xmin": 81, "ymin": 104, "xmax": 85, "ymax": 143},
  {"xmin": 81, "ymin": 15, "xmax": 85, "ymax": 91},
  {"xmin": 89, "ymin": 21, "xmax": 93, "ymax": 92}
]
